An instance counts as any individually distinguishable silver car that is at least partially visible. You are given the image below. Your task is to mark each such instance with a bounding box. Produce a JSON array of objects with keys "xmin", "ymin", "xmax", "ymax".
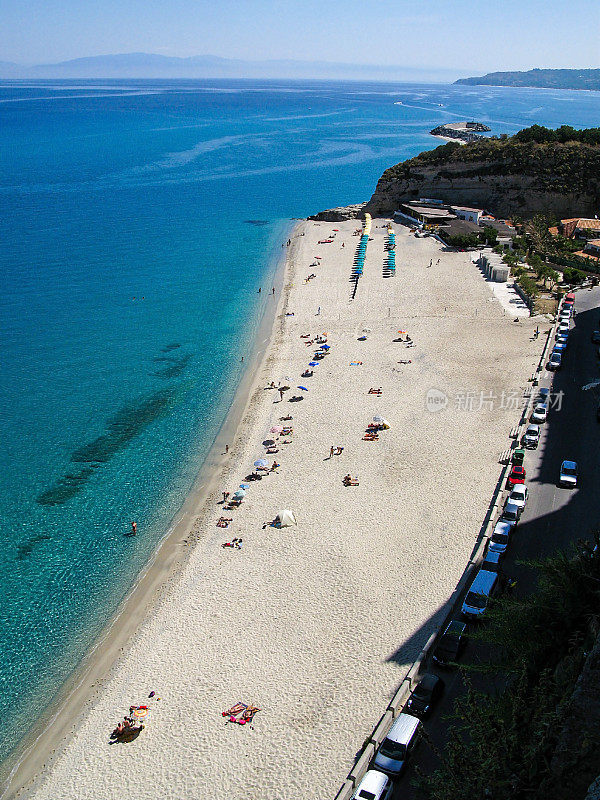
[
  {"xmin": 523, "ymin": 424, "xmax": 541, "ymax": 449},
  {"xmin": 489, "ymin": 521, "xmax": 512, "ymax": 553},
  {"xmin": 531, "ymin": 403, "xmax": 548, "ymax": 423},
  {"xmin": 559, "ymin": 460, "xmax": 578, "ymax": 488}
]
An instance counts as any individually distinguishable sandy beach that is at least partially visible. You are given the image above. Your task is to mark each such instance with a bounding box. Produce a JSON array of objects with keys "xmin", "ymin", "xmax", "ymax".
[{"xmin": 15, "ymin": 218, "xmax": 543, "ymax": 800}]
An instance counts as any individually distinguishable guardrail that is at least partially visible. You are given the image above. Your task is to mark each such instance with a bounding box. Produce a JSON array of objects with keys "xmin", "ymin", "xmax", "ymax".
[{"xmin": 332, "ymin": 316, "xmax": 558, "ymax": 799}]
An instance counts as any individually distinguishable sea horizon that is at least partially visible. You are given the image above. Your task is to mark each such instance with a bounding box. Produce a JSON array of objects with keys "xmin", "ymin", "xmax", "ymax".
[{"xmin": 1, "ymin": 77, "xmax": 599, "ymax": 769}]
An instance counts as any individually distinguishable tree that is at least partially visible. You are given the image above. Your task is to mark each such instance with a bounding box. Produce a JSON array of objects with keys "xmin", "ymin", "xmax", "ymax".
[{"xmin": 481, "ymin": 225, "xmax": 498, "ymax": 246}]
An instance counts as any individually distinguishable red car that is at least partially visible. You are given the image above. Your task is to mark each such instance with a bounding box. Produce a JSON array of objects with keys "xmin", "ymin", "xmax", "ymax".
[{"xmin": 506, "ymin": 465, "xmax": 526, "ymax": 489}]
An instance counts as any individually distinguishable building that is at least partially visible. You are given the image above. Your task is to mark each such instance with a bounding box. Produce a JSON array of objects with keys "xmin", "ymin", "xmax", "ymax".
[
  {"xmin": 394, "ymin": 202, "xmax": 456, "ymax": 227},
  {"xmin": 477, "ymin": 249, "xmax": 510, "ymax": 283},
  {"xmin": 559, "ymin": 218, "xmax": 600, "ymax": 239},
  {"xmin": 451, "ymin": 206, "xmax": 484, "ymax": 224},
  {"xmin": 584, "ymin": 239, "xmax": 600, "ymax": 258}
]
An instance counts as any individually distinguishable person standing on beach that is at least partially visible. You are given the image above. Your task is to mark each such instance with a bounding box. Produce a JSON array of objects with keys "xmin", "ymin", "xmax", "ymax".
[
  {"xmin": 272, "ymin": 287, "xmax": 275, "ymax": 295},
  {"xmin": 330, "ymin": 445, "xmax": 334, "ymax": 459}
]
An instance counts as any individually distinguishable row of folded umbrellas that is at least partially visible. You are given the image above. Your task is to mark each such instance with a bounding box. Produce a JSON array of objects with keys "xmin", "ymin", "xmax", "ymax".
[{"xmin": 353, "ymin": 213, "xmax": 372, "ymax": 278}]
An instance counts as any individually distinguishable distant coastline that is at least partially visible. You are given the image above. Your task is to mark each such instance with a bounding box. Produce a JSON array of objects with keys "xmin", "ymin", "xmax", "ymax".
[{"xmin": 455, "ymin": 68, "xmax": 600, "ymax": 92}]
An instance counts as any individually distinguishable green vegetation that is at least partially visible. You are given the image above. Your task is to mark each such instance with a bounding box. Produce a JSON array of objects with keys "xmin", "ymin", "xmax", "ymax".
[
  {"xmin": 454, "ymin": 68, "xmax": 600, "ymax": 91},
  {"xmin": 382, "ymin": 126, "xmax": 600, "ymax": 207},
  {"xmin": 418, "ymin": 541, "xmax": 600, "ymax": 800}
]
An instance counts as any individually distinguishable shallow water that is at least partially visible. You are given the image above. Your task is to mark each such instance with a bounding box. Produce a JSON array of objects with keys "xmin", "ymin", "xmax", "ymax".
[{"xmin": 0, "ymin": 78, "xmax": 598, "ymax": 762}]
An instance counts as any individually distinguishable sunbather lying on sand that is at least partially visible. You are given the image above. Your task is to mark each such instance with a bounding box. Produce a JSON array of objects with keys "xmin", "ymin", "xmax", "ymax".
[
  {"xmin": 342, "ymin": 474, "xmax": 359, "ymax": 486},
  {"xmin": 222, "ymin": 538, "xmax": 243, "ymax": 549},
  {"xmin": 368, "ymin": 388, "xmax": 382, "ymax": 394}
]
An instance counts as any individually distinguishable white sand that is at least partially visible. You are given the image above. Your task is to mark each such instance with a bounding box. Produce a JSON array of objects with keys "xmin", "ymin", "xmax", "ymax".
[{"xmin": 22, "ymin": 220, "xmax": 543, "ymax": 800}]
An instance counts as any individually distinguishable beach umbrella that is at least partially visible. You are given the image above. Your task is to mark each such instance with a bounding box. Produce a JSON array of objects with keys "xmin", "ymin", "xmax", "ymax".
[
  {"xmin": 254, "ymin": 459, "xmax": 268, "ymax": 467},
  {"xmin": 297, "ymin": 386, "xmax": 308, "ymax": 391},
  {"xmin": 309, "ymin": 361, "xmax": 318, "ymax": 366},
  {"xmin": 320, "ymin": 344, "xmax": 330, "ymax": 350},
  {"xmin": 270, "ymin": 426, "xmax": 283, "ymax": 434},
  {"xmin": 132, "ymin": 708, "xmax": 148, "ymax": 720},
  {"xmin": 232, "ymin": 489, "xmax": 246, "ymax": 499},
  {"xmin": 240, "ymin": 483, "xmax": 250, "ymax": 489}
]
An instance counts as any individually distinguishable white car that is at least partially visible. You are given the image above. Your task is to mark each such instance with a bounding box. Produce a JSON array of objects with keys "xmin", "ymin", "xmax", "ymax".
[
  {"xmin": 531, "ymin": 403, "xmax": 548, "ymax": 423},
  {"xmin": 509, "ymin": 484, "xmax": 528, "ymax": 510},
  {"xmin": 523, "ymin": 424, "xmax": 541, "ymax": 449},
  {"xmin": 559, "ymin": 460, "xmax": 578, "ymax": 488},
  {"xmin": 352, "ymin": 770, "xmax": 393, "ymax": 800},
  {"xmin": 556, "ymin": 324, "xmax": 569, "ymax": 339}
]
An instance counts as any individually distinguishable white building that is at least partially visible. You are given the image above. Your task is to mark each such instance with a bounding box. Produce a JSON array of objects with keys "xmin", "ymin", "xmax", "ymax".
[{"xmin": 451, "ymin": 206, "xmax": 484, "ymax": 225}]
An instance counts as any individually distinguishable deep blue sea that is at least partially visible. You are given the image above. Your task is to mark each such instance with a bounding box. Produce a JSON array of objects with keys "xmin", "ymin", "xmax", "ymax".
[{"xmin": 0, "ymin": 78, "xmax": 598, "ymax": 763}]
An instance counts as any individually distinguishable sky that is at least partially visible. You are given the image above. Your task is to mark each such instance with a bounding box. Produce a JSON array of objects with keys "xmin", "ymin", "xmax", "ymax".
[{"xmin": 2, "ymin": 0, "xmax": 599, "ymax": 73}]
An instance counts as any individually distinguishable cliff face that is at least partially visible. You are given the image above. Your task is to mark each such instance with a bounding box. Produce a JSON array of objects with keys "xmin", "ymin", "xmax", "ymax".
[{"xmin": 365, "ymin": 137, "xmax": 600, "ymax": 219}]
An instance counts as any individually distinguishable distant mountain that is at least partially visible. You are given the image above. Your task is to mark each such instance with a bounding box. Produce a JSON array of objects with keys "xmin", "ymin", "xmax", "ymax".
[
  {"xmin": 0, "ymin": 52, "xmax": 465, "ymax": 82},
  {"xmin": 455, "ymin": 68, "xmax": 600, "ymax": 91}
]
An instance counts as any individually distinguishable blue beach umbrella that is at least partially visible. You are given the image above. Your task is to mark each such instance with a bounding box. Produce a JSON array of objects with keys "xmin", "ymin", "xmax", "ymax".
[
  {"xmin": 297, "ymin": 386, "xmax": 308, "ymax": 391},
  {"xmin": 320, "ymin": 344, "xmax": 330, "ymax": 350},
  {"xmin": 254, "ymin": 458, "xmax": 268, "ymax": 467},
  {"xmin": 309, "ymin": 361, "xmax": 318, "ymax": 366},
  {"xmin": 240, "ymin": 483, "xmax": 250, "ymax": 489}
]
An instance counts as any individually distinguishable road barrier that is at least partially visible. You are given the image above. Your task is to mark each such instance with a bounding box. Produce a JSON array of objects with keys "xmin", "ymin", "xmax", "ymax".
[{"xmin": 331, "ymin": 313, "xmax": 559, "ymax": 798}]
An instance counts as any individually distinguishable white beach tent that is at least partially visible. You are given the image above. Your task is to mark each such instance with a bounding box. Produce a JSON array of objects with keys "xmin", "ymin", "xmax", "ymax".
[{"xmin": 276, "ymin": 510, "xmax": 297, "ymax": 527}]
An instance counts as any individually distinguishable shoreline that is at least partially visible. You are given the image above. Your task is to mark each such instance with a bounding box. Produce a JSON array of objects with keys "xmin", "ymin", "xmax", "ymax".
[
  {"xmin": 17, "ymin": 218, "xmax": 543, "ymax": 800},
  {"xmin": 430, "ymin": 133, "xmax": 467, "ymax": 145},
  {"xmin": 0, "ymin": 220, "xmax": 301, "ymax": 800}
]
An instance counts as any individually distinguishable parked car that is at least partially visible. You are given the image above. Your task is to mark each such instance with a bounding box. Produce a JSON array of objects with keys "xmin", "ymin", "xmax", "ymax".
[
  {"xmin": 501, "ymin": 501, "xmax": 521, "ymax": 528},
  {"xmin": 406, "ymin": 673, "xmax": 445, "ymax": 717},
  {"xmin": 531, "ymin": 403, "xmax": 548, "ymax": 423},
  {"xmin": 489, "ymin": 521, "xmax": 512, "ymax": 554},
  {"xmin": 432, "ymin": 620, "xmax": 466, "ymax": 666},
  {"xmin": 555, "ymin": 333, "xmax": 569, "ymax": 347},
  {"xmin": 553, "ymin": 342, "xmax": 567, "ymax": 356},
  {"xmin": 352, "ymin": 770, "xmax": 393, "ymax": 800},
  {"xmin": 482, "ymin": 548, "xmax": 502, "ymax": 571},
  {"xmin": 536, "ymin": 388, "xmax": 550, "ymax": 404},
  {"xmin": 511, "ymin": 447, "xmax": 526, "ymax": 466},
  {"xmin": 373, "ymin": 713, "xmax": 421, "ymax": 776},
  {"xmin": 556, "ymin": 324, "xmax": 569, "ymax": 339},
  {"xmin": 506, "ymin": 465, "xmax": 526, "ymax": 489},
  {"xmin": 509, "ymin": 484, "xmax": 528, "ymax": 510},
  {"xmin": 559, "ymin": 460, "xmax": 578, "ymax": 488},
  {"xmin": 522, "ymin": 424, "xmax": 541, "ymax": 449},
  {"xmin": 547, "ymin": 351, "xmax": 562, "ymax": 370},
  {"xmin": 591, "ymin": 331, "xmax": 600, "ymax": 344}
]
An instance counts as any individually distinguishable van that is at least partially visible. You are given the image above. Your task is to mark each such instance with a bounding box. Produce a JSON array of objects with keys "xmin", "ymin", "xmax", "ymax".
[
  {"xmin": 462, "ymin": 569, "xmax": 498, "ymax": 618},
  {"xmin": 373, "ymin": 713, "xmax": 421, "ymax": 776}
]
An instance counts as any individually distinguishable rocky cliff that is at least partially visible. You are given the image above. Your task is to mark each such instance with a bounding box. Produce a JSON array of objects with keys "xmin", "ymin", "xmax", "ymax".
[{"xmin": 364, "ymin": 131, "xmax": 600, "ymax": 219}]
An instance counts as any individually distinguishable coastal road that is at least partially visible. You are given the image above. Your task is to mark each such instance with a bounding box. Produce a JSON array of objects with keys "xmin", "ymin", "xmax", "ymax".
[{"xmin": 392, "ymin": 286, "xmax": 600, "ymax": 799}]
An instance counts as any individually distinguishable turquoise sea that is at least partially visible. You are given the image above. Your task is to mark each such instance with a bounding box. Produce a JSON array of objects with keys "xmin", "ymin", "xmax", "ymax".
[{"xmin": 0, "ymin": 79, "xmax": 598, "ymax": 764}]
